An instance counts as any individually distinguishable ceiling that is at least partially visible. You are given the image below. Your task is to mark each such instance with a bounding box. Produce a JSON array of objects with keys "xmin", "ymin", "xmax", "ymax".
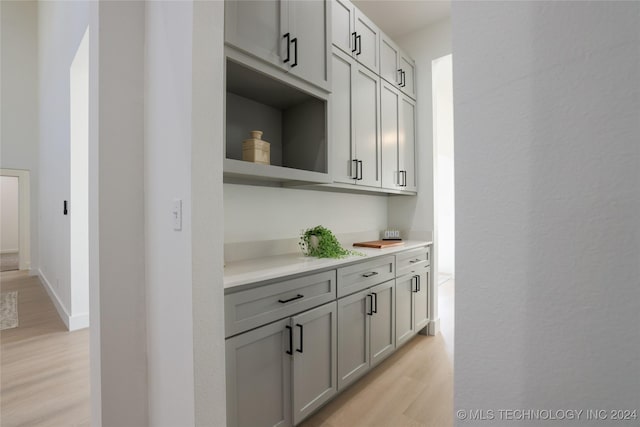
[{"xmin": 352, "ymin": 0, "xmax": 451, "ymax": 40}]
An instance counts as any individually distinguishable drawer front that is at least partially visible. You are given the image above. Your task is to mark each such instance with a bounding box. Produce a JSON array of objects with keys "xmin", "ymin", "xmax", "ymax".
[
  {"xmin": 337, "ymin": 256, "xmax": 395, "ymax": 298},
  {"xmin": 225, "ymin": 270, "xmax": 336, "ymax": 337},
  {"xmin": 396, "ymin": 247, "xmax": 430, "ymax": 277}
]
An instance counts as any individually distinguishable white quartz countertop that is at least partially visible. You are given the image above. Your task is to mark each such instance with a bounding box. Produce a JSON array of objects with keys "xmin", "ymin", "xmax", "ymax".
[{"xmin": 224, "ymin": 240, "xmax": 432, "ymax": 291}]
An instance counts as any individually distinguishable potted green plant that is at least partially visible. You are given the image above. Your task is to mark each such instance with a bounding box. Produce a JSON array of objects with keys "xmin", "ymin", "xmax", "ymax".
[{"xmin": 298, "ymin": 225, "xmax": 362, "ymax": 259}]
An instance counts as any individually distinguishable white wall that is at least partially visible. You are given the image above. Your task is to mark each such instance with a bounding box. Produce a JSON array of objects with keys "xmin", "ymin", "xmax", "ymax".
[
  {"xmin": 454, "ymin": 1, "xmax": 640, "ymax": 423},
  {"xmin": 145, "ymin": 1, "xmax": 195, "ymax": 425},
  {"xmin": 38, "ymin": 0, "xmax": 90, "ymax": 330},
  {"xmin": 0, "ymin": 0, "xmax": 38, "ymax": 270},
  {"xmin": 70, "ymin": 27, "xmax": 90, "ymax": 323},
  {"xmin": 224, "ymin": 184, "xmax": 388, "ymax": 251},
  {"xmin": 433, "ymin": 54, "xmax": 454, "ymax": 277},
  {"xmin": 0, "ymin": 176, "xmax": 19, "ymax": 252},
  {"xmin": 389, "ymin": 18, "xmax": 451, "ymax": 330}
]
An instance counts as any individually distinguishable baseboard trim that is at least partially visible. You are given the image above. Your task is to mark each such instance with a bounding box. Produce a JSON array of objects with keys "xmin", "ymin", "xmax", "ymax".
[
  {"xmin": 0, "ymin": 249, "xmax": 19, "ymax": 254},
  {"xmin": 69, "ymin": 312, "xmax": 90, "ymax": 331},
  {"xmin": 427, "ymin": 318, "xmax": 441, "ymax": 336},
  {"xmin": 38, "ymin": 269, "xmax": 72, "ymax": 331}
]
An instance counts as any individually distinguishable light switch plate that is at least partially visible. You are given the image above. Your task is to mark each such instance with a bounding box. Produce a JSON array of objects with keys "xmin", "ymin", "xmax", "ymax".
[{"xmin": 172, "ymin": 199, "xmax": 182, "ymax": 231}]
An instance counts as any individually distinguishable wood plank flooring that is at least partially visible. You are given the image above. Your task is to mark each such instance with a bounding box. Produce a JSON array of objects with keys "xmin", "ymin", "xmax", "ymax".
[
  {"xmin": 0, "ymin": 270, "xmax": 90, "ymax": 427},
  {"xmin": 0, "ymin": 270, "xmax": 454, "ymax": 427},
  {"xmin": 300, "ymin": 280, "xmax": 454, "ymax": 427}
]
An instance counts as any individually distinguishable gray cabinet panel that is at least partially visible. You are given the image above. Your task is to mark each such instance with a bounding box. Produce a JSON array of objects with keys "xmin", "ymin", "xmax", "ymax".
[
  {"xmin": 337, "ymin": 290, "xmax": 370, "ymax": 390},
  {"xmin": 331, "ymin": 48, "xmax": 356, "ymax": 184},
  {"xmin": 353, "ymin": 64, "xmax": 381, "ymax": 187},
  {"xmin": 225, "ymin": 270, "xmax": 336, "ymax": 337},
  {"xmin": 380, "ymin": 81, "xmax": 400, "ymax": 190},
  {"xmin": 380, "ymin": 35, "xmax": 400, "ymax": 86},
  {"xmin": 287, "ymin": 0, "xmax": 330, "ymax": 90},
  {"xmin": 292, "ymin": 302, "xmax": 338, "ymax": 424},
  {"xmin": 414, "ymin": 269, "xmax": 430, "ymax": 332},
  {"xmin": 353, "ymin": 9, "xmax": 379, "ymax": 74},
  {"xmin": 395, "ymin": 274, "xmax": 415, "ymax": 347},
  {"xmin": 331, "ymin": 0, "xmax": 355, "ymax": 55},
  {"xmin": 370, "ymin": 280, "xmax": 396, "ymax": 366},
  {"xmin": 225, "ymin": 0, "xmax": 284, "ymax": 68},
  {"xmin": 226, "ymin": 319, "xmax": 292, "ymax": 427},
  {"xmin": 396, "ymin": 247, "xmax": 429, "ymax": 277},
  {"xmin": 399, "ymin": 53, "xmax": 416, "ymax": 99},
  {"xmin": 399, "ymin": 95, "xmax": 417, "ymax": 192},
  {"xmin": 337, "ymin": 255, "xmax": 394, "ymax": 297}
]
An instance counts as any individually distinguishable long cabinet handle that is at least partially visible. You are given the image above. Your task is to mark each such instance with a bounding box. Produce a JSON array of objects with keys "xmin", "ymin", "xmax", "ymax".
[
  {"xmin": 283, "ymin": 33, "xmax": 290, "ymax": 63},
  {"xmin": 278, "ymin": 294, "xmax": 304, "ymax": 304},
  {"xmin": 397, "ymin": 68, "xmax": 403, "ymax": 85},
  {"xmin": 362, "ymin": 271, "xmax": 378, "ymax": 278},
  {"xmin": 296, "ymin": 324, "xmax": 303, "ymax": 353},
  {"xmin": 372, "ymin": 292, "xmax": 378, "ymax": 314},
  {"xmin": 367, "ymin": 294, "xmax": 373, "ymax": 316},
  {"xmin": 285, "ymin": 325, "xmax": 293, "ymax": 355},
  {"xmin": 356, "ymin": 35, "xmax": 362, "ymax": 55},
  {"xmin": 352, "ymin": 159, "xmax": 359, "ymax": 180},
  {"xmin": 357, "ymin": 160, "xmax": 363, "ymax": 180},
  {"xmin": 412, "ymin": 275, "xmax": 419, "ymax": 293},
  {"xmin": 418, "ymin": 274, "xmax": 421, "ymax": 291},
  {"xmin": 291, "ymin": 37, "xmax": 298, "ymax": 67},
  {"xmin": 401, "ymin": 70, "xmax": 406, "ymax": 87},
  {"xmin": 352, "ymin": 32, "xmax": 358, "ymax": 53}
]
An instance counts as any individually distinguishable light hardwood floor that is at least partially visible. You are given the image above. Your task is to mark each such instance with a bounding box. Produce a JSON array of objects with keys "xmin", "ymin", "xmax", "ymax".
[
  {"xmin": 300, "ymin": 279, "xmax": 455, "ymax": 427},
  {"xmin": 0, "ymin": 270, "xmax": 454, "ymax": 427},
  {"xmin": 0, "ymin": 270, "xmax": 90, "ymax": 427}
]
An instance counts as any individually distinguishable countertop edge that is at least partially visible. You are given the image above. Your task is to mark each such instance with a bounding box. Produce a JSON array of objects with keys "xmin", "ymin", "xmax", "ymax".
[{"xmin": 224, "ymin": 240, "xmax": 432, "ymax": 292}]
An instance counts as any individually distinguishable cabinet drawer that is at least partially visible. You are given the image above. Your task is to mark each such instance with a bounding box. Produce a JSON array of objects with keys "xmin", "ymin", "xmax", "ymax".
[
  {"xmin": 337, "ymin": 256, "xmax": 395, "ymax": 297},
  {"xmin": 396, "ymin": 247, "xmax": 430, "ymax": 277},
  {"xmin": 225, "ymin": 270, "xmax": 336, "ymax": 337}
]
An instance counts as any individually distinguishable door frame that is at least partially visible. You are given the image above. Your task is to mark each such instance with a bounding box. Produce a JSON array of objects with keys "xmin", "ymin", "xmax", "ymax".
[{"xmin": 0, "ymin": 168, "xmax": 31, "ymax": 271}]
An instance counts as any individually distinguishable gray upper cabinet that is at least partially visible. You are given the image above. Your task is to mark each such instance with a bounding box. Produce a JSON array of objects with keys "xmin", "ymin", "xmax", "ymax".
[
  {"xmin": 225, "ymin": 0, "xmax": 330, "ymax": 91},
  {"xmin": 380, "ymin": 32, "xmax": 416, "ymax": 99},
  {"xmin": 380, "ymin": 35, "xmax": 401, "ymax": 87},
  {"xmin": 331, "ymin": 0, "xmax": 355, "ymax": 55},
  {"xmin": 331, "ymin": 48, "xmax": 381, "ymax": 187},
  {"xmin": 226, "ymin": 318, "xmax": 292, "ymax": 427},
  {"xmin": 353, "ymin": 9, "xmax": 380, "ymax": 74},
  {"xmin": 225, "ymin": 0, "xmax": 284, "ymax": 68},
  {"xmin": 292, "ymin": 302, "xmax": 338, "ymax": 425},
  {"xmin": 331, "ymin": 0, "xmax": 380, "ymax": 74},
  {"xmin": 381, "ymin": 81, "xmax": 417, "ymax": 192}
]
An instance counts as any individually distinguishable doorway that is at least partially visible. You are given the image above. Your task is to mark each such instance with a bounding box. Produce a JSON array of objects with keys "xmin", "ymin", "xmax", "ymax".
[
  {"xmin": 433, "ymin": 54, "xmax": 455, "ymax": 286},
  {"xmin": 0, "ymin": 169, "xmax": 31, "ymax": 272}
]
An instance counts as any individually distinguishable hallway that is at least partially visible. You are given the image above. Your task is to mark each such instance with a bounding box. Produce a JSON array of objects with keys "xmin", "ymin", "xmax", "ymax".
[{"xmin": 0, "ymin": 270, "xmax": 89, "ymax": 427}]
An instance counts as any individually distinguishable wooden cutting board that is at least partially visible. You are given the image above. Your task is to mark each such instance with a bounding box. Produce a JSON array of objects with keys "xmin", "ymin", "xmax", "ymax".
[{"xmin": 353, "ymin": 240, "xmax": 405, "ymax": 249}]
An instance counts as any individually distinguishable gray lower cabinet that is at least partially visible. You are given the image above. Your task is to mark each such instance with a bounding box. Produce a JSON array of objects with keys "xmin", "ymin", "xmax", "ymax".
[
  {"xmin": 395, "ymin": 268, "xmax": 430, "ymax": 348},
  {"xmin": 226, "ymin": 318, "xmax": 292, "ymax": 427},
  {"xmin": 337, "ymin": 279, "xmax": 395, "ymax": 391},
  {"xmin": 292, "ymin": 302, "xmax": 338, "ymax": 425},
  {"xmin": 226, "ymin": 301, "xmax": 337, "ymax": 427}
]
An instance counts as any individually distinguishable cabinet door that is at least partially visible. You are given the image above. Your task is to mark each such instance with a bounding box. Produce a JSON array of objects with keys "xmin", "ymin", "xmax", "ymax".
[
  {"xmin": 399, "ymin": 95, "xmax": 417, "ymax": 191},
  {"xmin": 414, "ymin": 268, "xmax": 430, "ymax": 332},
  {"xmin": 226, "ymin": 319, "xmax": 292, "ymax": 427},
  {"xmin": 353, "ymin": 64, "xmax": 381, "ymax": 188},
  {"xmin": 225, "ymin": 0, "xmax": 285, "ymax": 69},
  {"xmin": 380, "ymin": 81, "xmax": 400, "ymax": 190},
  {"xmin": 331, "ymin": 0, "xmax": 355, "ymax": 55},
  {"xmin": 292, "ymin": 302, "xmax": 338, "ymax": 425},
  {"xmin": 369, "ymin": 280, "xmax": 396, "ymax": 367},
  {"xmin": 353, "ymin": 9, "xmax": 380, "ymax": 74},
  {"xmin": 287, "ymin": 0, "xmax": 329, "ymax": 90},
  {"xmin": 399, "ymin": 53, "xmax": 416, "ymax": 99},
  {"xmin": 395, "ymin": 275, "xmax": 415, "ymax": 347},
  {"xmin": 337, "ymin": 290, "xmax": 370, "ymax": 390},
  {"xmin": 380, "ymin": 34, "xmax": 400, "ymax": 86},
  {"xmin": 331, "ymin": 48, "xmax": 356, "ymax": 184}
]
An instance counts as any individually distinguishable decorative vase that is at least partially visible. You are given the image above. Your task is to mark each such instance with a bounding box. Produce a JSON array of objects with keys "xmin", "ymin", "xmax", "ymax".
[{"xmin": 242, "ymin": 130, "xmax": 270, "ymax": 165}]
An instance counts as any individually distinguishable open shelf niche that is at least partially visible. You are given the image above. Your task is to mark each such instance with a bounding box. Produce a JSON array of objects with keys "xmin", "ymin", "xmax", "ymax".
[{"xmin": 225, "ymin": 58, "xmax": 330, "ymax": 184}]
